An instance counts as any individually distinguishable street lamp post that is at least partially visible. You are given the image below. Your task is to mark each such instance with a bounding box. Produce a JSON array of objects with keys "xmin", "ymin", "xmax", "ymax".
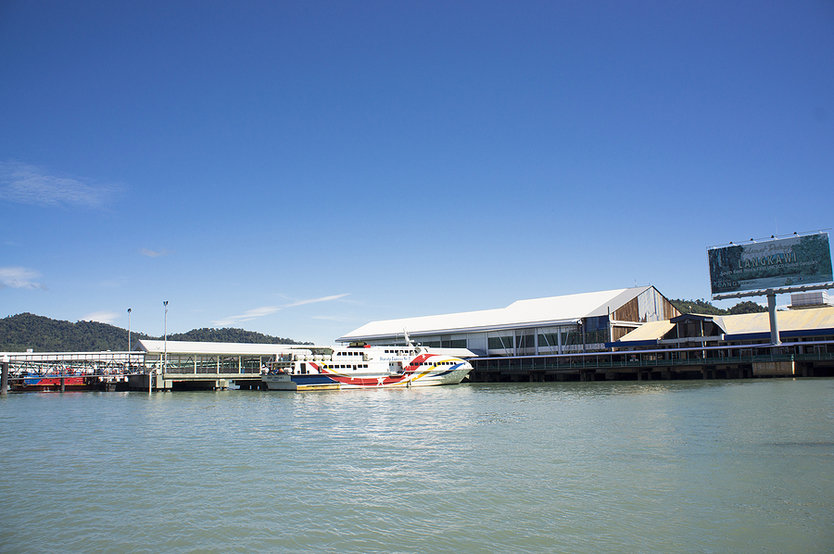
[
  {"xmin": 163, "ymin": 300, "xmax": 169, "ymax": 378},
  {"xmin": 127, "ymin": 307, "xmax": 132, "ymax": 363}
]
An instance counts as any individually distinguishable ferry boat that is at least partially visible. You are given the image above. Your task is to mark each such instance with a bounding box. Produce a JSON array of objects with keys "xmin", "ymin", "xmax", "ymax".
[{"xmin": 261, "ymin": 341, "xmax": 473, "ymax": 391}]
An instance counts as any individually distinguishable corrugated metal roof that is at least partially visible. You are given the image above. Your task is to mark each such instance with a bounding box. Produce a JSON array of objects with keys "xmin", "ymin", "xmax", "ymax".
[
  {"xmin": 338, "ymin": 286, "xmax": 653, "ymax": 341},
  {"xmin": 718, "ymin": 307, "xmax": 834, "ymax": 336},
  {"xmin": 614, "ymin": 321, "xmax": 676, "ymax": 344}
]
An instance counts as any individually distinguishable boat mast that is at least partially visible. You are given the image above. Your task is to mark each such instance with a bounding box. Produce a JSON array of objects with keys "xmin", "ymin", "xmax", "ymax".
[{"xmin": 403, "ymin": 329, "xmax": 422, "ymax": 354}]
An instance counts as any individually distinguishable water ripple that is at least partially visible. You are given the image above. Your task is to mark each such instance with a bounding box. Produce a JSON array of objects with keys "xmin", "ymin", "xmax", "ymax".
[{"xmin": 1, "ymin": 382, "xmax": 833, "ymax": 552}]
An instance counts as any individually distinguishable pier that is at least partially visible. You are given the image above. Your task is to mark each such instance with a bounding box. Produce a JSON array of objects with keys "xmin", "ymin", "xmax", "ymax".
[
  {"xmin": 469, "ymin": 339, "xmax": 834, "ymax": 382},
  {"xmin": 4, "ymin": 337, "xmax": 834, "ymax": 393},
  {"xmin": 0, "ymin": 345, "xmax": 268, "ymax": 392}
]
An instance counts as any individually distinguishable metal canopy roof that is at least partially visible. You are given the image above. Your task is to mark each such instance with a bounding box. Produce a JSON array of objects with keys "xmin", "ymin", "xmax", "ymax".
[
  {"xmin": 338, "ymin": 286, "xmax": 654, "ymax": 342},
  {"xmin": 136, "ymin": 339, "xmax": 475, "ymax": 358},
  {"xmin": 719, "ymin": 308, "xmax": 834, "ymax": 338},
  {"xmin": 612, "ymin": 321, "xmax": 676, "ymax": 344},
  {"xmin": 136, "ymin": 339, "xmax": 318, "ymax": 355}
]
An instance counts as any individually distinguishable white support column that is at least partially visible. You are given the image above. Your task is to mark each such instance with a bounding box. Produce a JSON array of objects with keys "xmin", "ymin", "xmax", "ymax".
[
  {"xmin": 557, "ymin": 327, "xmax": 563, "ymax": 354},
  {"xmin": 534, "ymin": 328, "xmax": 539, "ymax": 356}
]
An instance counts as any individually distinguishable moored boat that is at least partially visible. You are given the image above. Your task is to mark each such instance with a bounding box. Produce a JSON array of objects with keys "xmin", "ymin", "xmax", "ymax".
[
  {"xmin": 14, "ymin": 372, "xmax": 88, "ymax": 392},
  {"xmin": 261, "ymin": 341, "xmax": 472, "ymax": 391}
]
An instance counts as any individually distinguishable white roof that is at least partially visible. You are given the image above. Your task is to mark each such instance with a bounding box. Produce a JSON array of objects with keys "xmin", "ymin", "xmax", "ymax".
[
  {"xmin": 718, "ymin": 307, "xmax": 834, "ymax": 336},
  {"xmin": 338, "ymin": 287, "xmax": 653, "ymax": 341},
  {"xmin": 136, "ymin": 339, "xmax": 476, "ymax": 359},
  {"xmin": 136, "ymin": 339, "xmax": 321, "ymax": 355}
]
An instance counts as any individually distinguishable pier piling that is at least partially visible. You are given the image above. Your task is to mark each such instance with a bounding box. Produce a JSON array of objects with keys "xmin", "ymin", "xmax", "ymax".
[{"xmin": 1, "ymin": 357, "xmax": 8, "ymax": 395}]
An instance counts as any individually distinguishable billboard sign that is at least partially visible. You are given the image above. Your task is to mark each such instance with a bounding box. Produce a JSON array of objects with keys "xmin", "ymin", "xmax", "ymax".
[{"xmin": 708, "ymin": 232, "xmax": 833, "ymax": 295}]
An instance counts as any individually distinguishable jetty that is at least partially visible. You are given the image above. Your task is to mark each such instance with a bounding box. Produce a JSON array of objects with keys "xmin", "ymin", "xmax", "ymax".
[{"xmin": 469, "ymin": 339, "xmax": 834, "ymax": 382}]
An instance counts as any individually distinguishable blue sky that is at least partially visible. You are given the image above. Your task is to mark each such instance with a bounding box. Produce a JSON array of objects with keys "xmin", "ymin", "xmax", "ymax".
[{"xmin": 1, "ymin": 1, "xmax": 832, "ymax": 345}]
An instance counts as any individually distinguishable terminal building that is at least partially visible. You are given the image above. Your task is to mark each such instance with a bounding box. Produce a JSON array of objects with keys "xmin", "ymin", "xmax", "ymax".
[
  {"xmin": 339, "ymin": 287, "xmax": 834, "ymax": 381},
  {"xmin": 337, "ymin": 286, "xmax": 679, "ymax": 356}
]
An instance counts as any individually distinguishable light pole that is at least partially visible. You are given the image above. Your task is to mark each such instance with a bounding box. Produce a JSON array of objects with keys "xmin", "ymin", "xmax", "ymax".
[
  {"xmin": 127, "ymin": 307, "xmax": 132, "ymax": 374},
  {"xmin": 163, "ymin": 300, "xmax": 169, "ymax": 377}
]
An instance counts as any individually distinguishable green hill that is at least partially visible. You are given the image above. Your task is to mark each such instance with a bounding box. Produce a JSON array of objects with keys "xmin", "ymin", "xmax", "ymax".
[
  {"xmin": 0, "ymin": 313, "xmax": 311, "ymax": 352},
  {"xmin": 168, "ymin": 327, "xmax": 310, "ymax": 345}
]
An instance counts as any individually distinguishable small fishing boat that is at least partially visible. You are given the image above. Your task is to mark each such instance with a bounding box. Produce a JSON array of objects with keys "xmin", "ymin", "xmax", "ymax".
[{"xmin": 14, "ymin": 372, "xmax": 88, "ymax": 392}]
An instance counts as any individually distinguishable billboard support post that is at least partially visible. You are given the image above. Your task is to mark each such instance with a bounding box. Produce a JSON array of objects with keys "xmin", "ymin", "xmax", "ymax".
[{"xmin": 767, "ymin": 291, "xmax": 780, "ymax": 346}]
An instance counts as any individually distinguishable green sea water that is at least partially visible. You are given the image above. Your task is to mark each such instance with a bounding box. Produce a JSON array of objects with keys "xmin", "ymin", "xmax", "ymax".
[{"xmin": 1, "ymin": 379, "xmax": 832, "ymax": 552}]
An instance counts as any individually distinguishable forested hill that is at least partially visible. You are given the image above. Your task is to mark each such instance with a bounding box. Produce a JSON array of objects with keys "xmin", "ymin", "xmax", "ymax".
[
  {"xmin": 670, "ymin": 299, "xmax": 768, "ymax": 316},
  {"xmin": 168, "ymin": 327, "xmax": 311, "ymax": 346},
  {"xmin": 0, "ymin": 313, "xmax": 311, "ymax": 352}
]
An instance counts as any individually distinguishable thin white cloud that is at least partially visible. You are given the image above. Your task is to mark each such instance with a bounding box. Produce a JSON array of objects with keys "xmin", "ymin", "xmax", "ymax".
[
  {"xmin": 0, "ymin": 266, "xmax": 45, "ymax": 289},
  {"xmin": 0, "ymin": 161, "xmax": 116, "ymax": 209},
  {"xmin": 140, "ymin": 248, "xmax": 171, "ymax": 258},
  {"xmin": 284, "ymin": 293, "xmax": 350, "ymax": 308},
  {"xmin": 212, "ymin": 294, "xmax": 350, "ymax": 327},
  {"xmin": 211, "ymin": 306, "xmax": 281, "ymax": 327},
  {"xmin": 82, "ymin": 311, "xmax": 120, "ymax": 325}
]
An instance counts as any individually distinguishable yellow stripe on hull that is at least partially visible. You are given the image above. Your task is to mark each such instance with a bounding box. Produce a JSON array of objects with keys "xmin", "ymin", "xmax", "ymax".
[{"xmin": 296, "ymin": 383, "xmax": 342, "ymax": 391}]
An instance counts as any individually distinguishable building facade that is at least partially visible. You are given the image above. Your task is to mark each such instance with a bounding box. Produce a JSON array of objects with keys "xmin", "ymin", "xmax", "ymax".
[{"xmin": 338, "ymin": 286, "xmax": 679, "ymax": 356}]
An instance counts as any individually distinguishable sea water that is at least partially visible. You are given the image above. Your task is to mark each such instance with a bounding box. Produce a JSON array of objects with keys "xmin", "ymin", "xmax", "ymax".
[{"xmin": 1, "ymin": 379, "xmax": 832, "ymax": 552}]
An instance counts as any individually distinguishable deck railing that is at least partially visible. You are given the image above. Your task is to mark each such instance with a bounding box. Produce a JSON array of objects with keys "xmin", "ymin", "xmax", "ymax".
[{"xmin": 474, "ymin": 340, "xmax": 834, "ymax": 373}]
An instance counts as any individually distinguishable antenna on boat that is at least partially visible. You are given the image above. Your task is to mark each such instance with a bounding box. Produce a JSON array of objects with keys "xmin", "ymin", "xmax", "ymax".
[{"xmin": 403, "ymin": 329, "xmax": 422, "ymax": 354}]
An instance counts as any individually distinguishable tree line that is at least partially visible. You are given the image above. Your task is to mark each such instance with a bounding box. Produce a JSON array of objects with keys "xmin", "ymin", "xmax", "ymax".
[
  {"xmin": 0, "ymin": 313, "xmax": 312, "ymax": 352},
  {"xmin": 670, "ymin": 299, "xmax": 767, "ymax": 316}
]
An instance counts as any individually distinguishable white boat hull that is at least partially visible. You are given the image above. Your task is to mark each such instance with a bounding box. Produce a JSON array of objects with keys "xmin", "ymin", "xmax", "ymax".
[{"xmin": 261, "ymin": 362, "xmax": 471, "ymax": 391}]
